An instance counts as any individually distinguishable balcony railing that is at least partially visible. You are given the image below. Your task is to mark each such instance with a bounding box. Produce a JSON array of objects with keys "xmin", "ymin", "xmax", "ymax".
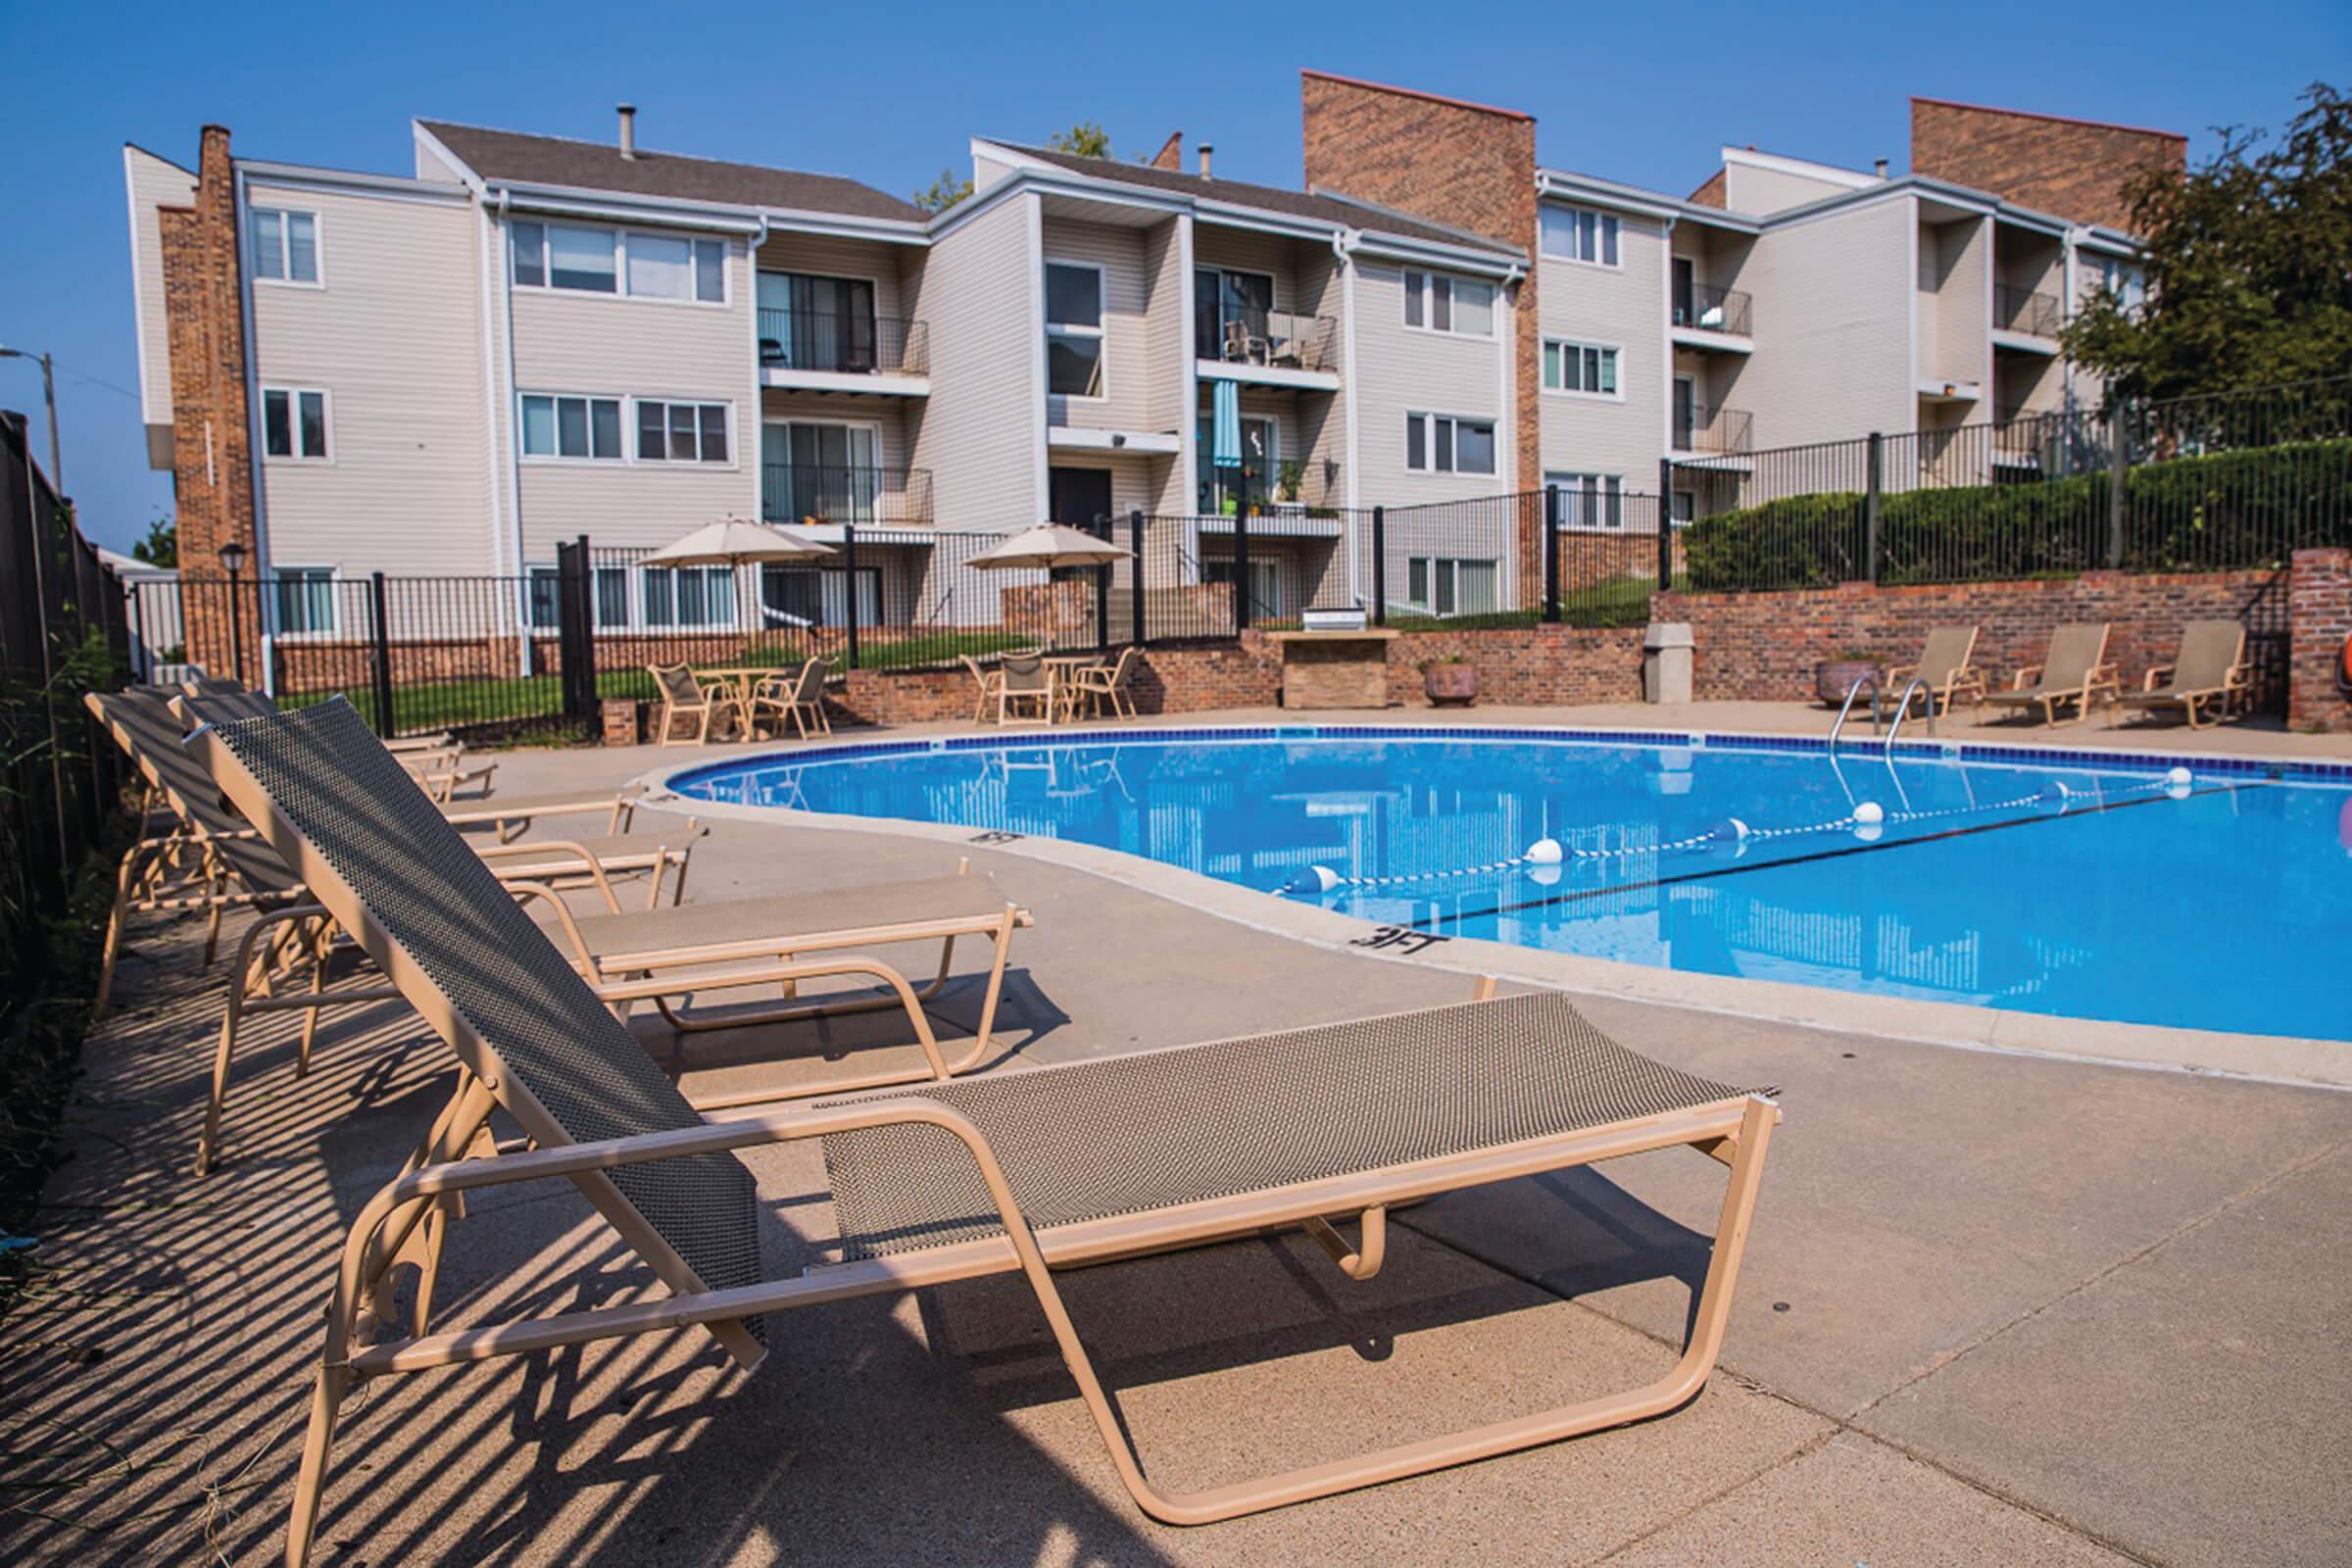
[
  {"xmin": 1671, "ymin": 281, "xmax": 1753, "ymax": 338},
  {"xmin": 1194, "ymin": 306, "xmax": 1337, "ymax": 373},
  {"xmin": 1995, "ymin": 285, "xmax": 2063, "ymax": 339},
  {"xmin": 760, "ymin": 465, "xmax": 932, "ymax": 527},
  {"xmin": 756, "ymin": 312, "xmax": 929, "ymax": 376},
  {"xmin": 1673, "ymin": 404, "xmax": 1754, "ymax": 456}
]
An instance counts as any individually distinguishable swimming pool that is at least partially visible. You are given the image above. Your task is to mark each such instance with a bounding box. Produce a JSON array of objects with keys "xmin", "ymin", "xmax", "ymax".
[{"xmin": 668, "ymin": 728, "xmax": 2352, "ymax": 1042}]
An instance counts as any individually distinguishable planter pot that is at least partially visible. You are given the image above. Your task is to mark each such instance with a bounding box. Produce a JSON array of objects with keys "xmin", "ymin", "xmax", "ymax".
[
  {"xmin": 1816, "ymin": 660, "xmax": 1881, "ymax": 707},
  {"xmin": 1424, "ymin": 663, "xmax": 1480, "ymax": 707}
]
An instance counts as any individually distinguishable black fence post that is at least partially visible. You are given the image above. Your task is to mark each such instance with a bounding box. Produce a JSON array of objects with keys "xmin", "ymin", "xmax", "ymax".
[
  {"xmin": 1232, "ymin": 500, "xmax": 1251, "ymax": 638},
  {"xmin": 1370, "ymin": 506, "xmax": 1387, "ymax": 625},
  {"xmin": 1864, "ymin": 431, "xmax": 1885, "ymax": 584},
  {"xmin": 1093, "ymin": 513, "xmax": 1111, "ymax": 652},
  {"xmin": 843, "ymin": 522, "xmax": 861, "ymax": 669},
  {"xmin": 1543, "ymin": 484, "xmax": 1561, "ymax": 623},
  {"xmin": 1128, "ymin": 509, "xmax": 1146, "ymax": 647},
  {"xmin": 368, "ymin": 571, "xmax": 396, "ymax": 736},
  {"xmin": 573, "ymin": 532, "xmax": 596, "ymax": 721},
  {"xmin": 1656, "ymin": 458, "xmax": 1677, "ymax": 591},
  {"xmin": 2106, "ymin": 401, "xmax": 2130, "ymax": 567}
]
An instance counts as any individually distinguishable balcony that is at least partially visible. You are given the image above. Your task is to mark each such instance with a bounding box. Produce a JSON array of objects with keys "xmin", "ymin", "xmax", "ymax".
[
  {"xmin": 760, "ymin": 464, "xmax": 932, "ymax": 528},
  {"xmin": 1670, "ymin": 282, "xmax": 1753, "ymax": 344},
  {"xmin": 757, "ymin": 312, "xmax": 929, "ymax": 390},
  {"xmin": 1194, "ymin": 305, "xmax": 1338, "ymax": 387},
  {"xmin": 1673, "ymin": 404, "xmax": 1754, "ymax": 458},
  {"xmin": 1994, "ymin": 285, "xmax": 2063, "ymax": 343}
]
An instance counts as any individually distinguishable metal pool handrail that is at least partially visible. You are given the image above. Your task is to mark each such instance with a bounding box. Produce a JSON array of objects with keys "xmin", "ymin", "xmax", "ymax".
[{"xmin": 1828, "ymin": 677, "xmax": 1870, "ymax": 756}]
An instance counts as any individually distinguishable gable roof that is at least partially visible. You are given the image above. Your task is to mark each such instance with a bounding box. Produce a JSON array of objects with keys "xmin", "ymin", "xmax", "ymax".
[
  {"xmin": 417, "ymin": 120, "xmax": 925, "ymax": 222},
  {"xmin": 993, "ymin": 141, "xmax": 1521, "ymax": 257}
]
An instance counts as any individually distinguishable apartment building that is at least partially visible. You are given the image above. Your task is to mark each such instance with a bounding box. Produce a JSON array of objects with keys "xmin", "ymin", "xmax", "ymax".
[{"xmin": 125, "ymin": 108, "xmax": 1524, "ymax": 639}]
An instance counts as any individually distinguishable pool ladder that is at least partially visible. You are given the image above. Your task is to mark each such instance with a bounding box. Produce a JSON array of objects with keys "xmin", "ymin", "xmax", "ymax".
[{"xmin": 1829, "ymin": 675, "xmax": 1931, "ymax": 756}]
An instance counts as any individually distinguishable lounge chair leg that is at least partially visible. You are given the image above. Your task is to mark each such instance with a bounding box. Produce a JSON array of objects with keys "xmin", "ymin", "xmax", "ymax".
[
  {"xmin": 203, "ymin": 902, "xmax": 224, "ymax": 966},
  {"xmin": 296, "ymin": 920, "xmax": 329, "ymax": 1075},
  {"xmin": 1303, "ymin": 1207, "xmax": 1388, "ymax": 1280},
  {"xmin": 198, "ymin": 912, "xmax": 285, "ymax": 1176},
  {"xmin": 93, "ymin": 848, "xmax": 142, "ymax": 1018},
  {"xmin": 1013, "ymin": 1095, "xmax": 1777, "ymax": 1527},
  {"xmin": 284, "ymin": 1356, "xmax": 352, "ymax": 1568}
]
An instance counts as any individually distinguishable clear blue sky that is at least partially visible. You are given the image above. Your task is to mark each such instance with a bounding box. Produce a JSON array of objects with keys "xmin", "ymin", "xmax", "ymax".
[{"xmin": 3, "ymin": 0, "xmax": 2339, "ymax": 556}]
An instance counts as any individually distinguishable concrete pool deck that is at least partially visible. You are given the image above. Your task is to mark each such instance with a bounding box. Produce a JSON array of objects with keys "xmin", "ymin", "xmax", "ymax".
[{"xmin": 3, "ymin": 716, "xmax": 2347, "ymax": 1565}]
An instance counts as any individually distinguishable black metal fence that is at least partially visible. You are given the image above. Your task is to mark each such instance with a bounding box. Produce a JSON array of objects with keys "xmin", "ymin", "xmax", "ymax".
[
  {"xmin": 1, "ymin": 409, "xmax": 131, "ymax": 984},
  {"xmin": 1681, "ymin": 374, "xmax": 2352, "ymax": 591}
]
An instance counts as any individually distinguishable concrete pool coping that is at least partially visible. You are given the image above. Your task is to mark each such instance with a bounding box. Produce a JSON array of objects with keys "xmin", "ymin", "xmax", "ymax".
[{"xmin": 635, "ymin": 720, "xmax": 2352, "ymax": 1091}]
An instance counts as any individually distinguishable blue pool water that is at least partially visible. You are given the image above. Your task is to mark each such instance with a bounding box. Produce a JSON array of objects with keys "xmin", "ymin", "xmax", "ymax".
[{"xmin": 669, "ymin": 730, "xmax": 2352, "ymax": 1042}]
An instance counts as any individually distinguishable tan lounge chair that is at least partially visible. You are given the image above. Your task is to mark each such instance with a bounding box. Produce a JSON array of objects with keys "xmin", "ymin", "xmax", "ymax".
[
  {"xmin": 1983, "ymin": 623, "xmax": 2120, "ymax": 726},
  {"xmin": 183, "ymin": 698, "xmax": 1780, "ymax": 1566},
  {"xmin": 750, "ymin": 656, "xmax": 833, "ymax": 739},
  {"xmin": 999, "ymin": 651, "xmax": 1054, "ymax": 724},
  {"xmin": 961, "ymin": 653, "xmax": 1005, "ymax": 723},
  {"xmin": 2120, "ymin": 619, "xmax": 2251, "ymax": 729},
  {"xmin": 1070, "ymin": 645, "xmax": 1141, "ymax": 719},
  {"xmin": 1882, "ymin": 625, "xmax": 1985, "ymax": 717},
  {"xmin": 651, "ymin": 662, "xmax": 743, "ymax": 746}
]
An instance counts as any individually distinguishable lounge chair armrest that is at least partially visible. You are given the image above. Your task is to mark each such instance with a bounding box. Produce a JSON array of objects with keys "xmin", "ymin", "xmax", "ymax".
[
  {"xmin": 1883, "ymin": 663, "xmax": 1919, "ymax": 685},
  {"xmin": 2142, "ymin": 663, "xmax": 2174, "ymax": 692},
  {"xmin": 2011, "ymin": 664, "xmax": 2041, "ymax": 690},
  {"xmin": 478, "ymin": 839, "xmax": 623, "ymax": 914}
]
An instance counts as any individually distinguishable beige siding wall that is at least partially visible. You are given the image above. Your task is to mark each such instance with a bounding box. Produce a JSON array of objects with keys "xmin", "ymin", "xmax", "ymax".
[
  {"xmin": 1040, "ymin": 217, "xmax": 1160, "ymax": 434},
  {"xmin": 1922, "ymin": 217, "xmax": 1989, "ymax": 388},
  {"xmin": 1723, "ymin": 162, "xmax": 1871, "ymax": 217},
  {"xmin": 124, "ymin": 147, "xmax": 196, "ymax": 429},
  {"xmin": 752, "ymin": 233, "xmax": 918, "ymax": 346},
  {"xmin": 1349, "ymin": 260, "xmax": 1508, "ymax": 508},
  {"xmin": 910, "ymin": 192, "xmax": 1039, "ymax": 530},
  {"xmin": 1737, "ymin": 197, "xmax": 1916, "ymax": 448},
  {"xmin": 1539, "ymin": 208, "xmax": 1668, "ymax": 487},
  {"xmin": 1142, "ymin": 219, "xmax": 1189, "ymax": 436},
  {"xmin": 245, "ymin": 180, "xmax": 495, "ymax": 575},
  {"xmin": 499, "ymin": 221, "xmax": 759, "ymax": 558}
]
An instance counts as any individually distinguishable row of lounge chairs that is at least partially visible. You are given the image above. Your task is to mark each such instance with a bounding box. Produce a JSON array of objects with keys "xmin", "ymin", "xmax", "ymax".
[
  {"xmin": 1875, "ymin": 619, "xmax": 2254, "ymax": 729},
  {"xmin": 98, "ymin": 682, "xmax": 1782, "ymax": 1563}
]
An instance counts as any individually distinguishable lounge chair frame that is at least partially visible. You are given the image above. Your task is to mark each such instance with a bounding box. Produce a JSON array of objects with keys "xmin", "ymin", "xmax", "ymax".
[
  {"xmin": 961, "ymin": 653, "xmax": 1005, "ymax": 723},
  {"xmin": 1070, "ymin": 645, "xmax": 1141, "ymax": 719},
  {"xmin": 188, "ymin": 706, "xmax": 1777, "ymax": 1565},
  {"xmin": 1883, "ymin": 625, "xmax": 1985, "ymax": 718},
  {"xmin": 1983, "ymin": 624, "xmax": 2121, "ymax": 727},
  {"xmin": 651, "ymin": 663, "xmax": 743, "ymax": 746},
  {"xmin": 2120, "ymin": 620, "xmax": 2252, "ymax": 730}
]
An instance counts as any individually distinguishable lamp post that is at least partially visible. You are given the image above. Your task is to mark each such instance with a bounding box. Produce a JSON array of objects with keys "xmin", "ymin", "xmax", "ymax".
[
  {"xmin": 219, "ymin": 540, "xmax": 249, "ymax": 683},
  {"xmin": 0, "ymin": 345, "xmax": 62, "ymax": 492}
]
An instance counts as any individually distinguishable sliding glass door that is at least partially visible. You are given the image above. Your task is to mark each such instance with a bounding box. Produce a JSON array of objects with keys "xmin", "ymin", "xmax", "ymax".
[{"xmin": 761, "ymin": 421, "xmax": 881, "ymax": 524}]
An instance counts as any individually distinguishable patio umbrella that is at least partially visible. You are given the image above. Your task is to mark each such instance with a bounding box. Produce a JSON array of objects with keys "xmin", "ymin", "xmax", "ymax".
[
  {"xmin": 1210, "ymin": 377, "xmax": 1243, "ymax": 468},
  {"xmin": 963, "ymin": 522, "xmax": 1131, "ymax": 571},
  {"xmin": 638, "ymin": 516, "xmax": 834, "ymax": 634}
]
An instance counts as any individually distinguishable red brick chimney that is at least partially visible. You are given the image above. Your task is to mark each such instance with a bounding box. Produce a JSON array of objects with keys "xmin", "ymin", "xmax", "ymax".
[
  {"xmin": 1910, "ymin": 97, "xmax": 2185, "ymax": 231},
  {"xmin": 1151, "ymin": 130, "xmax": 1183, "ymax": 171}
]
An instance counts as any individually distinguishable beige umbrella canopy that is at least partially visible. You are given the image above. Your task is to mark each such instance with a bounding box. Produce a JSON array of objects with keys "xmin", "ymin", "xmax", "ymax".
[
  {"xmin": 964, "ymin": 522, "xmax": 1131, "ymax": 571},
  {"xmin": 637, "ymin": 516, "xmax": 835, "ymax": 567}
]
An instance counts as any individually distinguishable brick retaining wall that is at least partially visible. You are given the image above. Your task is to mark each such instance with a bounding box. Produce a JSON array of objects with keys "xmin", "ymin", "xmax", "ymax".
[{"xmin": 2287, "ymin": 549, "xmax": 2352, "ymax": 733}]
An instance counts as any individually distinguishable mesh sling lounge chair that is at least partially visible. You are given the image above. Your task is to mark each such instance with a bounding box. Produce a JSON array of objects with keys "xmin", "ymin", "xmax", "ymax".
[
  {"xmin": 651, "ymin": 663, "xmax": 743, "ymax": 746},
  {"xmin": 182, "ymin": 687, "xmax": 649, "ymax": 844},
  {"xmin": 2120, "ymin": 619, "xmax": 2252, "ymax": 729},
  {"xmin": 186, "ymin": 698, "xmax": 1781, "ymax": 1567},
  {"xmin": 1983, "ymin": 622, "xmax": 2120, "ymax": 727},
  {"xmin": 960, "ymin": 654, "xmax": 1005, "ymax": 723},
  {"xmin": 749, "ymin": 657, "xmax": 833, "ymax": 740},
  {"xmin": 1069, "ymin": 645, "xmax": 1141, "ymax": 719},
  {"xmin": 1882, "ymin": 625, "xmax": 1985, "ymax": 718}
]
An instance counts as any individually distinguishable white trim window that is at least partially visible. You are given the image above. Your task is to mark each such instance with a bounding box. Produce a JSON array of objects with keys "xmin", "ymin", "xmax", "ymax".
[
  {"xmin": 511, "ymin": 220, "xmax": 726, "ymax": 303},
  {"xmin": 1671, "ymin": 489, "xmax": 1696, "ymax": 526},
  {"xmin": 1405, "ymin": 413, "xmax": 1496, "ymax": 475},
  {"xmin": 250, "ymin": 207, "xmax": 320, "ymax": 285},
  {"xmin": 525, "ymin": 564, "xmax": 564, "ymax": 630},
  {"xmin": 1540, "ymin": 204, "xmax": 1621, "ymax": 267},
  {"xmin": 640, "ymin": 564, "xmax": 736, "ymax": 629},
  {"xmin": 270, "ymin": 566, "xmax": 338, "ymax": 635},
  {"xmin": 1543, "ymin": 338, "xmax": 1621, "ymax": 398},
  {"xmin": 261, "ymin": 386, "xmax": 331, "ymax": 462},
  {"xmin": 1548, "ymin": 470, "xmax": 1624, "ymax": 530},
  {"xmin": 636, "ymin": 399, "xmax": 732, "ymax": 464},
  {"xmin": 1044, "ymin": 259, "xmax": 1105, "ymax": 399},
  {"xmin": 1405, "ymin": 556, "xmax": 1498, "ymax": 617},
  {"xmin": 1401, "ymin": 270, "xmax": 1495, "ymax": 337},
  {"xmin": 519, "ymin": 393, "xmax": 624, "ymax": 461}
]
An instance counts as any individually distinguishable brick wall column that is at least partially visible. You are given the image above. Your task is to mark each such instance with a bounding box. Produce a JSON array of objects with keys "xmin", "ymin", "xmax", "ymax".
[
  {"xmin": 160, "ymin": 124, "xmax": 261, "ymax": 682},
  {"xmin": 2288, "ymin": 549, "xmax": 2352, "ymax": 734}
]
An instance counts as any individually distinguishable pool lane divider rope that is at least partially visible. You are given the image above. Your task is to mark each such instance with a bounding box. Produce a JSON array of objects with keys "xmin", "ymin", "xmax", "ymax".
[
  {"xmin": 1415, "ymin": 777, "xmax": 2262, "ymax": 931},
  {"xmin": 1283, "ymin": 767, "xmax": 2199, "ymax": 899}
]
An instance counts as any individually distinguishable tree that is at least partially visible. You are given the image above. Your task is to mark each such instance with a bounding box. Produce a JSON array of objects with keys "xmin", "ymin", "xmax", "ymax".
[
  {"xmin": 130, "ymin": 514, "xmax": 175, "ymax": 567},
  {"xmin": 2063, "ymin": 82, "xmax": 2352, "ymax": 400},
  {"xmin": 1049, "ymin": 122, "xmax": 1112, "ymax": 159},
  {"xmin": 910, "ymin": 168, "xmax": 971, "ymax": 214}
]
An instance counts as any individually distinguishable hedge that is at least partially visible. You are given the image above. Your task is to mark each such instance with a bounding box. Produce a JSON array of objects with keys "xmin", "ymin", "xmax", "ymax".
[{"xmin": 1685, "ymin": 438, "xmax": 2352, "ymax": 591}]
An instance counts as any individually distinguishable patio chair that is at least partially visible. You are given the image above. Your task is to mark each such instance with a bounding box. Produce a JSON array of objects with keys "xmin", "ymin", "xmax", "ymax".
[
  {"xmin": 1222, "ymin": 316, "xmax": 1269, "ymax": 365},
  {"xmin": 183, "ymin": 697, "xmax": 1780, "ymax": 1566},
  {"xmin": 750, "ymin": 657, "xmax": 833, "ymax": 740},
  {"xmin": 961, "ymin": 654, "xmax": 1005, "ymax": 724},
  {"xmin": 999, "ymin": 651, "xmax": 1054, "ymax": 725},
  {"xmin": 1982, "ymin": 623, "xmax": 2120, "ymax": 727},
  {"xmin": 1882, "ymin": 625, "xmax": 1986, "ymax": 718},
  {"xmin": 651, "ymin": 662, "xmax": 742, "ymax": 746},
  {"xmin": 1070, "ymin": 645, "xmax": 1142, "ymax": 719},
  {"xmin": 2120, "ymin": 619, "xmax": 2252, "ymax": 729}
]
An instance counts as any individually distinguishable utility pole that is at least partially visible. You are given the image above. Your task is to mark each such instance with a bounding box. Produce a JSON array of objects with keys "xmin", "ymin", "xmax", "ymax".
[{"xmin": 0, "ymin": 346, "xmax": 62, "ymax": 492}]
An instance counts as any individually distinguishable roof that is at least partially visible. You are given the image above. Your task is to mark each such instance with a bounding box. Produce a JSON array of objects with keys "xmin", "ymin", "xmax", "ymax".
[
  {"xmin": 416, "ymin": 120, "xmax": 925, "ymax": 222},
  {"xmin": 992, "ymin": 142, "xmax": 1521, "ymax": 257}
]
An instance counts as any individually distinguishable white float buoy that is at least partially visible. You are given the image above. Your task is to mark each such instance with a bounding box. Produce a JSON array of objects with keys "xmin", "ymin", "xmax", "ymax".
[
  {"xmin": 1523, "ymin": 837, "xmax": 1564, "ymax": 865},
  {"xmin": 1283, "ymin": 864, "xmax": 1343, "ymax": 896},
  {"xmin": 1853, "ymin": 822, "xmax": 1886, "ymax": 844},
  {"xmin": 2164, "ymin": 764, "xmax": 2193, "ymax": 800},
  {"xmin": 1853, "ymin": 801, "xmax": 1886, "ymax": 827}
]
